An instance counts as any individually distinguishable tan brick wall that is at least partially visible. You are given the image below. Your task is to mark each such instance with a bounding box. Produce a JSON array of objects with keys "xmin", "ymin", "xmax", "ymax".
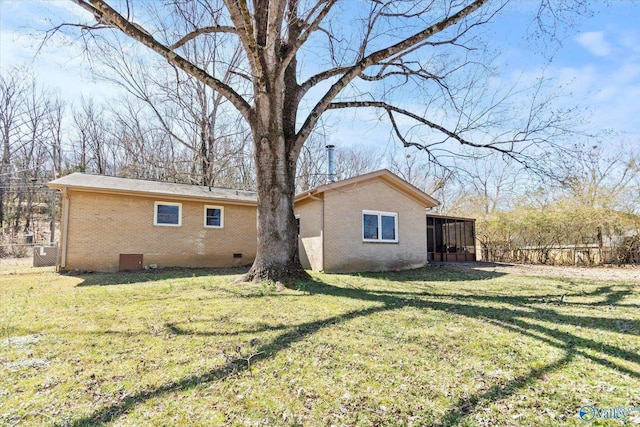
[
  {"xmin": 63, "ymin": 190, "xmax": 257, "ymax": 272},
  {"xmin": 323, "ymin": 180, "xmax": 427, "ymax": 273},
  {"xmin": 294, "ymin": 197, "xmax": 324, "ymax": 271}
]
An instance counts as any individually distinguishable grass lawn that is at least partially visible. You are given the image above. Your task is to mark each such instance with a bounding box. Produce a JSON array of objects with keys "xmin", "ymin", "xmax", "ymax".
[{"xmin": 1, "ymin": 264, "xmax": 639, "ymax": 426}]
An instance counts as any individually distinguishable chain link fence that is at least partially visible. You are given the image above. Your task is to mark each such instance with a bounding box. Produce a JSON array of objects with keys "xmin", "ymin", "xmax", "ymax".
[{"xmin": 0, "ymin": 243, "xmax": 58, "ymax": 268}]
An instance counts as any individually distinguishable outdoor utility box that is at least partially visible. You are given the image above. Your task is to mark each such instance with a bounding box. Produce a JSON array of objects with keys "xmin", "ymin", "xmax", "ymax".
[
  {"xmin": 119, "ymin": 254, "xmax": 143, "ymax": 272},
  {"xmin": 33, "ymin": 246, "xmax": 58, "ymax": 267}
]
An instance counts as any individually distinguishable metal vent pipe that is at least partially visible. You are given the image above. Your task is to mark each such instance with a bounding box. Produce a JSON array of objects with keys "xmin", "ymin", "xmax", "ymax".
[{"xmin": 326, "ymin": 144, "xmax": 335, "ymax": 183}]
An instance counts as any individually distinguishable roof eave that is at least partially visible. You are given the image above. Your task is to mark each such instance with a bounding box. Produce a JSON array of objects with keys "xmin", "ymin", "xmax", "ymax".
[
  {"xmin": 294, "ymin": 169, "xmax": 440, "ymax": 208},
  {"xmin": 47, "ymin": 182, "xmax": 258, "ymax": 207}
]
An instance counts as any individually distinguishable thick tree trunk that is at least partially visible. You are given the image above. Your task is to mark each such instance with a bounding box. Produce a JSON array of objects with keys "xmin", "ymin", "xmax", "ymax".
[
  {"xmin": 237, "ymin": 28, "xmax": 311, "ymax": 287},
  {"xmin": 242, "ymin": 107, "xmax": 310, "ymax": 286},
  {"xmin": 240, "ymin": 132, "xmax": 310, "ymax": 286}
]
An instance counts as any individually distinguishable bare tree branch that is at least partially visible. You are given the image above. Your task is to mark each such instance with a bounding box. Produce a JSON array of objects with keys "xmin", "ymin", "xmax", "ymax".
[
  {"xmin": 298, "ymin": 66, "xmax": 350, "ymax": 101},
  {"xmin": 326, "ymin": 100, "xmax": 543, "ymax": 170},
  {"xmin": 77, "ymin": 0, "xmax": 252, "ymax": 120},
  {"xmin": 280, "ymin": 0, "xmax": 338, "ymax": 78},
  {"xmin": 223, "ymin": 0, "xmax": 262, "ymax": 83},
  {"xmin": 170, "ymin": 25, "xmax": 237, "ymax": 50},
  {"xmin": 295, "ymin": 0, "xmax": 489, "ymax": 151}
]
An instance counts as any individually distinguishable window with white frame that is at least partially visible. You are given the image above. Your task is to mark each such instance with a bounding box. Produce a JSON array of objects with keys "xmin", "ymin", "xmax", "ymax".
[
  {"xmin": 204, "ymin": 205, "xmax": 224, "ymax": 228},
  {"xmin": 154, "ymin": 202, "xmax": 182, "ymax": 226},
  {"xmin": 362, "ymin": 210, "xmax": 398, "ymax": 242}
]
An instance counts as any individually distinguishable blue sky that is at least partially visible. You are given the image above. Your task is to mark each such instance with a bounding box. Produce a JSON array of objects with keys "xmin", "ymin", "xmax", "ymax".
[
  {"xmin": 1, "ymin": 0, "xmax": 639, "ymax": 150},
  {"xmin": 492, "ymin": 1, "xmax": 640, "ymax": 138}
]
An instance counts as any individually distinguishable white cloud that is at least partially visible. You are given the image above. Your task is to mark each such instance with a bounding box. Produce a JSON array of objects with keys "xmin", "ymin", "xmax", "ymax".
[
  {"xmin": 612, "ymin": 63, "xmax": 640, "ymax": 85},
  {"xmin": 556, "ymin": 65, "xmax": 598, "ymax": 94},
  {"xmin": 546, "ymin": 62, "xmax": 640, "ymax": 135},
  {"xmin": 618, "ymin": 33, "xmax": 640, "ymax": 57},
  {"xmin": 574, "ymin": 31, "xmax": 612, "ymax": 57}
]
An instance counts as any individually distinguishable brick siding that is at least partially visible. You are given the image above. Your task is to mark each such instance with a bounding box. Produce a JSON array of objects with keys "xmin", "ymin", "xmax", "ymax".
[
  {"xmin": 322, "ymin": 179, "xmax": 427, "ymax": 273},
  {"xmin": 62, "ymin": 190, "xmax": 257, "ymax": 272}
]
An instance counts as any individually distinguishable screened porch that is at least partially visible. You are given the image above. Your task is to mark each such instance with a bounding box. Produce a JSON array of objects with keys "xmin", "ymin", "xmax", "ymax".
[{"xmin": 426, "ymin": 215, "xmax": 476, "ymax": 262}]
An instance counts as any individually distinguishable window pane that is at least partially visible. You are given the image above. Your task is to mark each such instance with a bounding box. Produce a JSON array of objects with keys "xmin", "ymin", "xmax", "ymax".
[
  {"xmin": 157, "ymin": 204, "xmax": 179, "ymax": 224},
  {"xmin": 206, "ymin": 208, "xmax": 221, "ymax": 226},
  {"xmin": 363, "ymin": 214, "xmax": 378, "ymax": 239},
  {"xmin": 381, "ymin": 215, "xmax": 396, "ymax": 240}
]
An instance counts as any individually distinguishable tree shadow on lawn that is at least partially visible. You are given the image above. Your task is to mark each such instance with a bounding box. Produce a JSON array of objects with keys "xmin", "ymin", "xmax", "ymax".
[
  {"xmin": 559, "ymin": 284, "xmax": 640, "ymax": 309},
  {"xmin": 72, "ymin": 266, "xmax": 250, "ymax": 287},
  {"xmin": 72, "ymin": 264, "xmax": 507, "ymax": 287},
  {"xmin": 61, "ymin": 276, "xmax": 639, "ymax": 427},
  {"xmin": 352, "ymin": 264, "xmax": 507, "ymax": 282}
]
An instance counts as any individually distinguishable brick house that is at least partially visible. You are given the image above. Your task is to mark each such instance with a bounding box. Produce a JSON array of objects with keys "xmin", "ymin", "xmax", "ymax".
[
  {"xmin": 295, "ymin": 169, "xmax": 439, "ymax": 272},
  {"xmin": 48, "ymin": 174, "xmax": 258, "ymax": 272},
  {"xmin": 48, "ymin": 169, "xmax": 471, "ymax": 273}
]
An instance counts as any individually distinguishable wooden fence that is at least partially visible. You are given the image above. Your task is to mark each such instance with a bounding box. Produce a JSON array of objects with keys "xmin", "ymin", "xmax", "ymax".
[{"xmin": 478, "ymin": 245, "xmax": 640, "ymax": 266}]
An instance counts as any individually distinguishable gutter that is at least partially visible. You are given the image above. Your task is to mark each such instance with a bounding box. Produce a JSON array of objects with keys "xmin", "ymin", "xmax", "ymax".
[{"xmin": 46, "ymin": 184, "xmax": 257, "ymax": 207}]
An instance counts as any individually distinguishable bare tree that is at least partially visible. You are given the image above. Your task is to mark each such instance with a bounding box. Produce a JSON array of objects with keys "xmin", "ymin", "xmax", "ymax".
[
  {"xmin": 334, "ymin": 146, "xmax": 381, "ymax": 181},
  {"xmin": 109, "ymin": 98, "xmax": 183, "ymax": 181},
  {"xmin": 295, "ymin": 133, "xmax": 328, "ymax": 192},
  {"xmin": 72, "ymin": 96, "xmax": 110, "ymax": 174},
  {"xmin": 0, "ymin": 68, "xmax": 27, "ymax": 231},
  {"xmin": 47, "ymin": 97, "xmax": 65, "ymax": 179},
  {"xmin": 13, "ymin": 78, "xmax": 61, "ymax": 234},
  {"xmin": 91, "ymin": 3, "xmax": 253, "ymax": 188},
  {"xmin": 447, "ymin": 153, "xmax": 526, "ymax": 216},
  {"xmin": 0, "ymin": 68, "xmax": 64, "ymax": 240},
  {"xmin": 54, "ymin": 0, "xmax": 586, "ymax": 284},
  {"xmin": 387, "ymin": 149, "xmax": 456, "ymax": 201},
  {"xmin": 559, "ymin": 142, "xmax": 640, "ymax": 211},
  {"xmin": 296, "ymin": 136, "xmax": 383, "ymax": 192}
]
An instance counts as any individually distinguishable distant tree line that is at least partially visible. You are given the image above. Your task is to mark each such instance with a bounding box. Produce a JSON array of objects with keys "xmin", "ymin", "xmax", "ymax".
[
  {"xmin": 0, "ymin": 64, "xmax": 449, "ymax": 250},
  {"xmin": 0, "ymin": 64, "xmax": 254, "ymax": 248},
  {"xmin": 448, "ymin": 144, "xmax": 640, "ymax": 265}
]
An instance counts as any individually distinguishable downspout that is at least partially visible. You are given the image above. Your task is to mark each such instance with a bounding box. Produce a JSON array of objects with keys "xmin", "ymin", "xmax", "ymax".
[
  {"xmin": 320, "ymin": 144, "xmax": 334, "ymax": 270},
  {"xmin": 321, "ymin": 196, "xmax": 325, "ymax": 272},
  {"xmin": 60, "ymin": 187, "xmax": 70, "ymax": 270},
  {"xmin": 307, "ymin": 192, "xmax": 324, "ymax": 271}
]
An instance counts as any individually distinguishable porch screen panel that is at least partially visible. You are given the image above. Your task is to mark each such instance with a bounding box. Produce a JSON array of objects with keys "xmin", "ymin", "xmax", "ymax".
[{"xmin": 465, "ymin": 221, "xmax": 475, "ymax": 253}]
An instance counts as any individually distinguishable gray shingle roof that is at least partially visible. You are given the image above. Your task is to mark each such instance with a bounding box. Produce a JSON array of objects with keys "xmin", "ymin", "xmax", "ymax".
[{"xmin": 48, "ymin": 173, "xmax": 257, "ymax": 205}]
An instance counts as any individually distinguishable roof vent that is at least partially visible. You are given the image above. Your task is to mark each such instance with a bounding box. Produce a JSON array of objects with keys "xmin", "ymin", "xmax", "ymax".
[{"xmin": 326, "ymin": 144, "xmax": 335, "ymax": 183}]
